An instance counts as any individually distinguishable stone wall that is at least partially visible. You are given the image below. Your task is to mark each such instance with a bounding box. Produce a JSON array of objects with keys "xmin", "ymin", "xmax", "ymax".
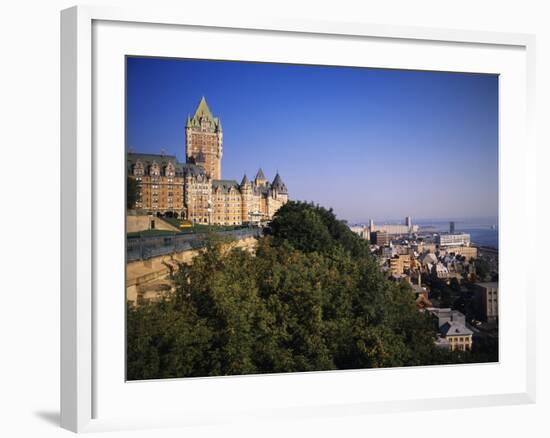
[
  {"xmin": 126, "ymin": 215, "xmax": 180, "ymax": 233},
  {"xmin": 126, "ymin": 236, "xmax": 258, "ymax": 305}
]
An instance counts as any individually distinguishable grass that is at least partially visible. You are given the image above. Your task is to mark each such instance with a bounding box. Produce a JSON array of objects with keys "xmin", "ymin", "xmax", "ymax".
[
  {"xmin": 162, "ymin": 217, "xmax": 243, "ymax": 232},
  {"xmin": 127, "ymin": 229, "xmax": 178, "ymax": 237},
  {"xmin": 161, "ymin": 217, "xmax": 190, "ymax": 229}
]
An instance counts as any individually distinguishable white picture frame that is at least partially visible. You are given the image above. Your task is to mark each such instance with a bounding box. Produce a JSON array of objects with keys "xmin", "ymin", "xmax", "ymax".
[{"xmin": 61, "ymin": 4, "xmax": 536, "ymax": 433}]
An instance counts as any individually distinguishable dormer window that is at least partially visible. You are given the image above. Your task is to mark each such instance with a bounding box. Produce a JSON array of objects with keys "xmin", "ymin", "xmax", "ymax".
[
  {"xmin": 166, "ymin": 162, "xmax": 175, "ymax": 178},
  {"xmin": 150, "ymin": 161, "xmax": 160, "ymax": 177},
  {"xmin": 133, "ymin": 161, "xmax": 144, "ymax": 177}
]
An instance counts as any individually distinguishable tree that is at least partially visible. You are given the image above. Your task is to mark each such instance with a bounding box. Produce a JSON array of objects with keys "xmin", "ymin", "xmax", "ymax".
[
  {"xmin": 449, "ymin": 277, "xmax": 460, "ymax": 292},
  {"xmin": 126, "ymin": 202, "xmax": 481, "ymax": 380},
  {"xmin": 267, "ymin": 201, "xmax": 371, "ymax": 258},
  {"xmin": 475, "ymin": 258, "xmax": 490, "ymax": 281},
  {"xmin": 440, "ymin": 288, "xmax": 453, "ymax": 308},
  {"xmin": 127, "ymin": 176, "xmax": 138, "ymax": 210}
]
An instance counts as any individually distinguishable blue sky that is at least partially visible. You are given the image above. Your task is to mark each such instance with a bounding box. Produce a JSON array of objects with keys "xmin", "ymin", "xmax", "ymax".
[{"xmin": 126, "ymin": 57, "xmax": 498, "ymax": 223}]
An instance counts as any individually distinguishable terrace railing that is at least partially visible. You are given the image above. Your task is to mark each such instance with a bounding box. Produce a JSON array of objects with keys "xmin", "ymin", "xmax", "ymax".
[{"xmin": 127, "ymin": 227, "xmax": 262, "ymax": 262}]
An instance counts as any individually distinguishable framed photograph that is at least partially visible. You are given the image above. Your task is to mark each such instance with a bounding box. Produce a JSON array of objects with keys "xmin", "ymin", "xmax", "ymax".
[{"xmin": 61, "ymin": 5, "xmax": 536, "ymax": 433}]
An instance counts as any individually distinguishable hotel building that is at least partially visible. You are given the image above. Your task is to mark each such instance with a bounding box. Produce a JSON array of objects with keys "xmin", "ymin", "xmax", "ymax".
[{"xmin": 127, "ymin": 97, "xmax": 289, "ymax": 225}]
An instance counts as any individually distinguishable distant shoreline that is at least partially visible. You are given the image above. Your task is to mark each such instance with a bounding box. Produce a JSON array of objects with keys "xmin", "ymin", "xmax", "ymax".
[{"xmin": 348, "ymin": 221, "xmax": 499, "ymax": 250}]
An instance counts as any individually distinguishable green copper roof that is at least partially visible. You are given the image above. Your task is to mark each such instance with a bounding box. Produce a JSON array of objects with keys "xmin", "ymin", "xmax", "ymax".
[
  {"xmin": 187, "ymin": 96, "xmax": 222, "ymax": 131},
  {"xmin": 194, "ymin": 96, "xmax": 213, "ymax": 120}
]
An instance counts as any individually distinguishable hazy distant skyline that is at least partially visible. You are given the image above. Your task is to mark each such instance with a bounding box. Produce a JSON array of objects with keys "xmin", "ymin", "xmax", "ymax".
[{"xmin": 126, "ymin": 57, "xmax": 498, "ymax": 223}]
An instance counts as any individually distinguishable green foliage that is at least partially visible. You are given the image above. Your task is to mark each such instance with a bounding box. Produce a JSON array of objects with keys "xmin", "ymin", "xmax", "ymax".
[
  {"xmin": 127, "ymin": 176, "xmax": 137, "ymax": 210},
  {"xmin": 427, "ymin": 278, "xmax": 455, "ymax": 307},
  {"xmin": 127, "ymin": 202, "xmax": 488, "ymax": 380},
  {"xmin": 449, "ymin": 278, "xmax": 460, "ymax": 292},
  {"xmin": 475, "ymin": 258, "xmax": 491, "ymax": 280},
  {"xmin": 162, "ymin": 217, "xmax": 246, "ymax": 233},
  {"xmin": 266, "ymin": 201, "xmax": 371, "ymax": 258}
]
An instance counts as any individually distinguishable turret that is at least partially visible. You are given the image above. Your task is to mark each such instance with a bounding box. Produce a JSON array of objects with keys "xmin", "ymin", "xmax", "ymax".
[
  {"xmin": 240, "ymin": 174, "xmax": 254, "ymax": 224},
  {"xmin": 255, "ymin": 168, "xmax": 267, "ymax": 186},
  {"xmin": 271, "ymin": 173, "xmax": 287, "ymax": 194},
  {"xmin": 240, "ymin": 174, "xmax": 251, "ymax": 187}
]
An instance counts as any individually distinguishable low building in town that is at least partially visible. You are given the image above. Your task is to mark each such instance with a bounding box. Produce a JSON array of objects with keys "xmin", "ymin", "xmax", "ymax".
[
  {"xmin": 447, "ymin": 245, "xmax": 478, "ymax": 259},
  {"xmin": 428, "ymin": 308, "xmax": 473, "ymax": 351},
  {"xmin": 389, "ymin": 254, "xmax": 412, "ymax": 276},
  {"xmin": 473, "ymin": 282, "xmax": 499, "ymax": 322},
  {"xmin": 433, "ymin": 262, "xmax": 449, "ymax": 279},
  {"xmin": 415, "ymin": 242, "xmax": 438, "ymax": 254},
  {"xmin": 349, "ymin": 225, "xmax": 370, "ymax": 240},
  {"xmin": 368, "ymin": 217, "xmax": 419, "ymax": 236},
  {"xmin": 410, "ymin": 276, "xmax": 432, "ymax": 309},
  {"xmin": 439, "ymin": 321, "xmax": 473, "ymax": 351},
  {"xmin": 437, "ymin": 232, "xmax": 471, "ymax": 247},
  {"xmin": 371, "ymin": 230, "xmax": 390, "ymax": 246},
  {"xmin": 429, "ymin": 308, "xmax": 466, "ymax": 327}
]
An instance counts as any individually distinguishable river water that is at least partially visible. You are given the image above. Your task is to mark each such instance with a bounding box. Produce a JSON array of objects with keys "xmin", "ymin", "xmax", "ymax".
[{"xmin": 416, "ymin": 219, "xmax": 499, "ymax": 249}]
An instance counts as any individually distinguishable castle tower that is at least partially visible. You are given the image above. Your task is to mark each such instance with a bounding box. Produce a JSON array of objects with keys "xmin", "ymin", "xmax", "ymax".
[
  {"xmin": 240, "ymin": 174, "xmax": 253, "ymax": 223},
  {"xmin": 254, "ymin": 168, "xmax": 267, "ymax": 186},
  {"xmin": 185, "ymin": 96, "xmax": 223, "ymax": 179},
  {"xmin": 271, "ymin": 173, "xmax": 288, "ymax": 201},
  {"xmin": 266, "ymin": 172, "xmax": 288, "ymax": 218}
]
